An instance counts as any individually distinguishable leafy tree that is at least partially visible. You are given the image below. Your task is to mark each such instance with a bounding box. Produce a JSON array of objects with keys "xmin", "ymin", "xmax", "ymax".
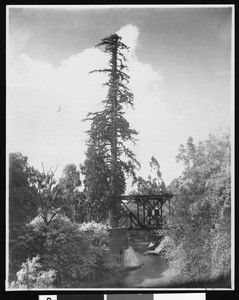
[
  {"xmin": 83, "ymin": 34, "xmax": 140, "ymax": 226},
  {"xmin": 9, "ymin": 153, "xmax": 38, "ymax": 230},
  {"xmin": 165, "ymin": 130, "xmax": 231, "ymax": 284},
  {"xmin": 8, "ymin": 153, "xmax": 38, "ymax": 281},
  {"xmin": 24, "ymin": 162, "xmax": 85, "ymax": 226},
  {"xmin": 25, "ymin": 164, "xmax": 65, "ymax": 226},
  {"xmin": 133, "ymin": 156, "xmax": 166, "ymax": 195},
  {"xmin": 9, "ymin": 153, "xmax": 65, "ymax": 228},
  {"xmin": 57, "ymin": 164, "xmax": 86, "ymax": 222},
  {"xmin": 8, "ymin": 158, "xmax": 85, "ymax": 281}
]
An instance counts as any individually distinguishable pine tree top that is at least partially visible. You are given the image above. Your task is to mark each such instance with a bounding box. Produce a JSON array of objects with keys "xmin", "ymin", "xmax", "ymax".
[{"xmin": 95, "ymin": 33, "xmax": 129, "ymax": 53}]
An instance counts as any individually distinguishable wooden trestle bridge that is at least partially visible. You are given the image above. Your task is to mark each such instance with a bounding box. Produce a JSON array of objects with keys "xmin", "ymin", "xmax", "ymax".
[{"xmin": 117, "ymin": 193, "xmax": 173, "ymax": 230}]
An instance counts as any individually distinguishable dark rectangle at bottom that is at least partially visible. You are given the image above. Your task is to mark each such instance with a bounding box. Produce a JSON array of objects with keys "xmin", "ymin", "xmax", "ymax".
[{"xmin": 58, "ymin": 295, "xmax": 104, "ymax": 300}]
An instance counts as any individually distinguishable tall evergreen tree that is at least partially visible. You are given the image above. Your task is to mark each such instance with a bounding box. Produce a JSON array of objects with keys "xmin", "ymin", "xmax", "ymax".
[{"xmin": 83, "ymin": 34, "xmax": 140, "ymax": 226}]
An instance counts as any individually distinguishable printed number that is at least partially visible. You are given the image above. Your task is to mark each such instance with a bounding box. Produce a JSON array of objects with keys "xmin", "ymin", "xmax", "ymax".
[{"xmin": 39, "ymin": 295, "xmax": 56, "ymax": 300}]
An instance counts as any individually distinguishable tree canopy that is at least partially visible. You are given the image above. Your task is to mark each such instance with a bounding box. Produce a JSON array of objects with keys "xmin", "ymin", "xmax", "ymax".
[
  {"xmin": 165, "ymin": 130, "xmax": 231, "ymax": 283},
  {"xmin": 132, "ymin": 156, "xmax": 166, "ymax": 195},
  {"xmin": 9, "ymin": 153, "xmax": 38, "ymax": 231}
]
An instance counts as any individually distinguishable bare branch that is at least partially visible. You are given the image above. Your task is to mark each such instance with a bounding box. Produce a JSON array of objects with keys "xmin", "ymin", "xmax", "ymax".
[
  {"xmin": 52, "ymin": 163, "xmax": 60, "ymax": 175},
  {"xmin": 48, "ymin": 176, "xmax": 64, "ymax": 209},
  {"xmin": 41, "ymin": 162, "xmax": 45, "ymax": 175},
  {"xmin": 46, "ymin": 166, "xmax": 52, "ymax": 177},
  {"xmin": 46, "ymin": 208, "xmax": 61, "ymax": 225}
]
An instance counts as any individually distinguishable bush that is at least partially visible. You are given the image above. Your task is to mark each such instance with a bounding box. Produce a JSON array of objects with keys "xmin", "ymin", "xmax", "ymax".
[
  {"xmin": 78, "ymin": 221, "xmax": 114, "ymax": 274},
  {"xmin": 10, "ymin": 256, "xmax": 56, "ymax": 289},
  {"xmin": 18, "ymin": 215, "xmax": 116, "ymax": 288},
  {"xmin": 8, "ymin": 222, "xmax": 47, "ymax": 283},
  {"xmin": 78, "ymin": 221, "xmax": 110, "ymax": 246}
]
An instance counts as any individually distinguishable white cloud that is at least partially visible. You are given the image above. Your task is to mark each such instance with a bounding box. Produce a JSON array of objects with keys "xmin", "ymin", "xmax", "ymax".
[
  {"xmin": 7, "ymin": 24, "xmax": 178, "ymax": 184},
  {"xmin": 116, "ymin": 24, "xmax": 140, "ymax": 55}
]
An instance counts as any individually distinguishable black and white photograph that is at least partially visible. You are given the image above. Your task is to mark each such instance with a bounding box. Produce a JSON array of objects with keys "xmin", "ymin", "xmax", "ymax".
[{"xmin": 6, "ymin": 5, "xmax": 234, "ymax": 290}]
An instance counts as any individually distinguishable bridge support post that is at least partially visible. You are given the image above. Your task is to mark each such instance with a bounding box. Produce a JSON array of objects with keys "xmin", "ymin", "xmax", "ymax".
[{"xmin": 108, "ymin": 227, "xmax": 129, "ymax": 264}]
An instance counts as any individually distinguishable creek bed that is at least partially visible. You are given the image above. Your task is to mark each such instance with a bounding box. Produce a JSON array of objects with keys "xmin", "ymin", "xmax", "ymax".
[{"xmin": 106, "ymin": 251, "xmax": 170, "ymax": 288}]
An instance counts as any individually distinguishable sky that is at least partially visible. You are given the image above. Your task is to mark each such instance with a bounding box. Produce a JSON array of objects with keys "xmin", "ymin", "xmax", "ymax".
[{"xmin": 7, "ymin": 5, "xmax": 233, "ymax": 189}]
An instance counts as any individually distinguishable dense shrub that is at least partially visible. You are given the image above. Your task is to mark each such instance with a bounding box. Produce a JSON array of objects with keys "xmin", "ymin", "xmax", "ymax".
[
  {"xmin": 8, "ymin": 222, "xmax": 46, "ymax": 283},
  {"xmin": 10, "ymin": 256, "xmax": 56, "ymax": 289},
  {"xmin": 164, "ymin": 130, "xmax": 231, "ymax": 284},
  {"xmin": 41, "ymin": 218, "xmax": 98, "ymax": 287},
  {"xmin": 78, "ymin": 221, "xmax": 113, "ymax": 271},
  {"xmin": 12, "ymin": 215, "xmax": 117, "ymax": 288}
]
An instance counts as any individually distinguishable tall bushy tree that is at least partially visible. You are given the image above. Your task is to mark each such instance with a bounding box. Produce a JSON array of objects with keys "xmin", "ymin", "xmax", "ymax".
[
  {"xmin": 25, "ymin": 164, "xmax": 66, "ymax": 226},
  {"xmin": 9, "ymin": 153, "xmax": 38, "ymax": 280},
  {"xmin": 83, "ymin": 34, "xmax": 140, "ymax": 226},
  {"xmin": 8, "ymin": 157, "xmax": 65, "ymax": 281},
  {"xmin": 165, "ymin": 130, "xmax": 231, "ymax": 284},
  {"xmin": 23, "ymin": 163, "xmax": 85, "ymax": 226},
  {"xmin": 57, "ymin": 164, "xmax": 86, "ymax": 223},
  {"xmin": 9, "ymin": 156, "xmax": 85, "ymax": 218},
  {"xmin": 9, "ymin": 153, "xmax": 38, "ymax": 231},
  {"xmin": 133, "ymin": 156, "xmax": 166, "ymax": 195}
]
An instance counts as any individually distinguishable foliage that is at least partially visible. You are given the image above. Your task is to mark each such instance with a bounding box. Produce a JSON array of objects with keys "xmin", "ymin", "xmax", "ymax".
[
  {"xmin": 83, "ymin": 33, "xmax": 140, "ymax": 226},
  {"xmin": 132, "ymin": 156, "xmax": 166, "ymax": 195},
  {"xmin": 78, "ymin": 220, "xmax": 110, "ymax": 238},
  {"xmin": 28, "ymin": 213, "xmax": 71, "ymax": 231},
  {"xmin": 14, "ymin": 161, "xmax": 86, "ymax": 226},
  {"xmin": 8, "ymin": 153, "xmax": 39, "ymax": 281},
  {"xmin": 9, "ymin": 222, "xmax": 44, "ymax": 282},
  {"xmin": 127, "ymin": 157, "xmax": 167, "ymax": 224},
  {"xmin": 16, "ymin": 215, "xmax": 116, "ymax": 288},
  {"xmin": 10, "ymin": 256, "xmax": 56, "ymax": 289},
  {"xmin": 80, "ymin": 144, "xmax": 111, "ymax": 222},
  {"xmin": 25, "ymin": 163, "xmax": 69, "ymax": 225},
  {"xmin": 165, "ymin": 130, "xmax": 231, "ymax": 283},
  {"xmin": 57, "ymin": 164, "xmax": 87, "ymax": 223},
  {"xmin": 78, "ymin": 221, "xmax": 117, "ymax": 276},
  {"xmin": 8, "ymin": 152, "xmax": 67, "ymax": 234},
  {"xmin": 9, "ymin": 153, "xmax": 38, "ymax": 230},
  {"xmin": 8, "ymin": 157, "xmax": 87, "ymax": 284}
]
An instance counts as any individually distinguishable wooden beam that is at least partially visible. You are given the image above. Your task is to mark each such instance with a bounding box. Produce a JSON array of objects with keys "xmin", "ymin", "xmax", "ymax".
[
  {"xmin": 137, "ymin": 201, "xmax": 139, "ymax": 223},
  {"xmin": 127, "ymin": 226, "xmax": 162, "ymax": 231},
  {"xmin": 143, "ymin": 200, "xmax": 145, "ymax": 225},
  {"xmin": 121, "ymin": 201, "xmax": 145, "ymax": 228},
  {"xmin": 118, "ymin": 194, "xmax": 173, "ymax": 201}
]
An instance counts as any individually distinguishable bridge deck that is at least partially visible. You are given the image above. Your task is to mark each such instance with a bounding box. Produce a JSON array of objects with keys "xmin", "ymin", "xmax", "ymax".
[{"xmin": 118, "ymin": 194, "xmax": 173, "ymax": 200}]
